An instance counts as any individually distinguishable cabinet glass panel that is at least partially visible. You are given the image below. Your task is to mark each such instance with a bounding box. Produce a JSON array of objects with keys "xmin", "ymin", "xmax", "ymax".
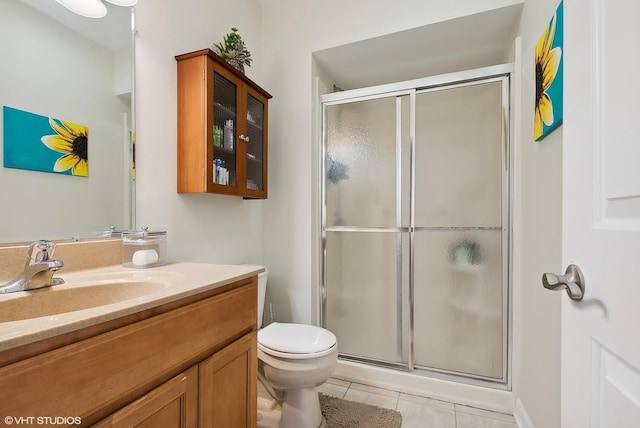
[
  {"xmin": 213, "ymin": 72, "xmax": 237, "ymax": 187},
  {"xmin": 246, "ymin": 94, "xmax": 265, "ymax": 191}
]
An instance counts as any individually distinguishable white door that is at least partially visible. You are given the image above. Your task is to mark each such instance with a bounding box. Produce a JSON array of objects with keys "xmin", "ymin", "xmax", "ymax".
[{"xmin": 561, "ymin": 1, "xmax": 640, "ymax": 427}]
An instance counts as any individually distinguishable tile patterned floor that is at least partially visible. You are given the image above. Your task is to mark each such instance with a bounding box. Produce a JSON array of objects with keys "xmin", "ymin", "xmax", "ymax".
[{"xmin": 318, "ymin": 378, "xmax": 518, "ymax": 428}]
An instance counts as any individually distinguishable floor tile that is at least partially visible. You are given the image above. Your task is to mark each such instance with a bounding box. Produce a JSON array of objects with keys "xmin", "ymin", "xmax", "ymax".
[
  {"xmin": 397, "ymin": 399, "xmax": 456, "ymax": 428},
  {"xmin": 455, "ymin": 411, "xmax": 518, "ymax": 428},
  {"xmin": 349, "ymin": 382, "xmax": 400, "ymax": 398},
  {"xmin": 317, "ymin": 382, "xmax": 348, "ymax": 399},
  {"xmin": 343, "ymin": 388, "xmax": 399, "ymax": 410},
  {"xmin": 399, "ymin": 392, "xmax": 455, "ymax": 410},
  {"xmin": 323, "ymin": 378, "xmax": 518, "ymax": 428},
  {"xmin": 326, "ymin": 377, "xmax": 350, "ymax": 388},
  {"xmin": 455, "ymin": 404, "xmax": 516, "ymax": 423}
]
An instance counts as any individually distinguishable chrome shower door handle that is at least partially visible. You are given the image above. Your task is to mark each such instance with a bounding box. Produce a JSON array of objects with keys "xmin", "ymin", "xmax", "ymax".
[{"xmin": 542, "ymin": 264, "xmax": 586, "ymax": 301}]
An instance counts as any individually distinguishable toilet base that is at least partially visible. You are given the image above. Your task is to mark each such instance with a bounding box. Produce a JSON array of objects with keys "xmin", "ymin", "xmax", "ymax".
[{"xmin": 257, "ymin": 380, "xmax": 326, "ymax": 428}]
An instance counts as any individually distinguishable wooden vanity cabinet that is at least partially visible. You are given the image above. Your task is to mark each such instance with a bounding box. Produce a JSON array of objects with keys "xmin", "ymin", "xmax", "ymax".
[
  {"xmin": 199, "ymin": 332, "xmax": 257, "ymax": 427},
  {"xmin": 176, "ymin": 49, "xmax": 272, "ymax": 199},
  {"xmin": 0, "ymin": 277, "xmax": 258, "ymax": 428},
  {"xmin": 94, "ymin": 366, "xmax": 199, "ymax": 428},
  {"xmin": 96, "ymin": 333, "xmax": 257, "ymax": 428}
]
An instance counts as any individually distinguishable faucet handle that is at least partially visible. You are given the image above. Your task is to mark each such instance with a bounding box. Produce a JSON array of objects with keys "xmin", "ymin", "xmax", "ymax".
[{"xmin": 26, "ymin": 240, "xmax": 57, "ymax": 265}]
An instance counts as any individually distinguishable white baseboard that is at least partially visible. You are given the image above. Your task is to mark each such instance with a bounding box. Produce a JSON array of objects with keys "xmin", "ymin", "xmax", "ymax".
[{"xmin": 513, "ymin": 399, "xmax": 535, "ymax": 428}]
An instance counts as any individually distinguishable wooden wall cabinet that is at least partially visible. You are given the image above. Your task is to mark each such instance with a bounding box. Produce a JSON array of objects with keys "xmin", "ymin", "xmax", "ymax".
[
  {"xmin": 0, "ymin": 278, "xmax": 258, "ymax": 428},
  {"xmin": 176, "ymin": 49, "xmax": 272, "ymax": 199}
]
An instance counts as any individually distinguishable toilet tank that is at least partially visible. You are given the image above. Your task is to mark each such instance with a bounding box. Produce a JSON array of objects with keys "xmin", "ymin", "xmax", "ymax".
[
  {"xmin": 257, "ymin": 268, "xmax": 268, "ymax": 328},
  {"xmin": 245, "ymin": 265, "xmax": 268, "ymax": 328}
]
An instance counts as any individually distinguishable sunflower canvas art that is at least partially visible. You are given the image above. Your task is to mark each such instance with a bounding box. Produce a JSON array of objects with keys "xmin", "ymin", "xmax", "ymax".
[
  {"xmin": 3, "ymin": 106, "xmax": 88, "ymax": 177},
  {"xmin": 534, "ymin": 1, "xmax": 563, "ymax": 141}
]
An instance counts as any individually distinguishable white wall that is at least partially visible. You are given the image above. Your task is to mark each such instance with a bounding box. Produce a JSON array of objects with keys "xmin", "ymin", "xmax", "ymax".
[
  {"xmin": 134, "ymin": 0, "xmax": 265, "ymax": 264},
  {"xmin": 512, "ymin": 1, "xmax": 563, "ymax": 427}
]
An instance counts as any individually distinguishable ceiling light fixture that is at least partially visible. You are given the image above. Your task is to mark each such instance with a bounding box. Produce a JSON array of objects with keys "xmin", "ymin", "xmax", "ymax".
[
  {"xmin": 103, "ymin": 0, "xmax": 138, "ymax": 6},
  {"xmin": 55, "ymin": 0, "xmax": 138, "ymax": 19}
]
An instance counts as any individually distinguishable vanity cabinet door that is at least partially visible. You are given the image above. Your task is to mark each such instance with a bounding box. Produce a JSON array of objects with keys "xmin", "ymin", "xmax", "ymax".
[
  {"xmin": 94, "ymin": 366, "xmax": 198, "ymax": 428},
  {"xmin": 198, "ymin": 331, "xmax": 257, "ymax": 428}
]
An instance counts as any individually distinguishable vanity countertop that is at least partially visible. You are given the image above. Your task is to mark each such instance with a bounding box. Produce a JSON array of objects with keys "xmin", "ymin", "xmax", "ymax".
[{"xmin": 0, "ymin": 262, "xmax": 264, "ymax": 352}]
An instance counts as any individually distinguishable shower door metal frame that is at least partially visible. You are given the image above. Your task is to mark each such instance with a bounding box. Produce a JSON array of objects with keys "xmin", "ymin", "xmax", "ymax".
[
  {"xmin": 320, "ymin": 63, "xmax": 514, "ymax": 388},
  {"xmin": 321, "ymin": 89, "xmax": 414, "ymax": 372}
]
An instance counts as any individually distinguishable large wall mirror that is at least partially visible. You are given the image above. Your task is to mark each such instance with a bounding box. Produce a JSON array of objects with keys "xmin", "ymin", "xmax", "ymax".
[{"xmin": 0, "ymin": 0, "xmax": 135, "ymax": 244}]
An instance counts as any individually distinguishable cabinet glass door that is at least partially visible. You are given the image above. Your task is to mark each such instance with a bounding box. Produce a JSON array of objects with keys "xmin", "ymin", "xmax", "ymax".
[
  {"xmin": 213, "ymin": 71, "xmax": 238, "ymax": 188},
  {"xmin": 244, "ymin": 93, "xmax": 265, "ymax": 194}
]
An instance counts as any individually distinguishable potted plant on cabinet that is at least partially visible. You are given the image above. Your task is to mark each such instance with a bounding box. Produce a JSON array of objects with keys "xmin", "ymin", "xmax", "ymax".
[{"xmin": 213, "ymin": 27, "xmax": 252, "ymax": 73}]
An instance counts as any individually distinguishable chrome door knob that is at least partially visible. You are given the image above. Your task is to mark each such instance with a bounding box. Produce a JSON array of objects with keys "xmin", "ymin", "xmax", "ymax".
[{"xmin": 542, "ymin": 264, "xmax": 585, "ymax": 301}]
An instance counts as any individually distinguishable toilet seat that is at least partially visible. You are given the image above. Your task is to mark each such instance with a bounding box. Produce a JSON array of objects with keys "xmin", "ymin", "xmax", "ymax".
[{"xmin": 258, "ymin": 322, "xmax": 337, "ymax": 359}]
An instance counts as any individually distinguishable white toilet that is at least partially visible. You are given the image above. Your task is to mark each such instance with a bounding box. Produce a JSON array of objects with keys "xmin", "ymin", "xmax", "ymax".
[{"xmin": 254, "ymin": 268, "xmax": 338, "ymax": 428}]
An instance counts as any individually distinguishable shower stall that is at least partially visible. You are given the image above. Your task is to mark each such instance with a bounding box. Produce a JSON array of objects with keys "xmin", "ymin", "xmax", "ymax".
[{"xmin": 320, "ymin": 64, "xmax": 512, "ymax": 387}]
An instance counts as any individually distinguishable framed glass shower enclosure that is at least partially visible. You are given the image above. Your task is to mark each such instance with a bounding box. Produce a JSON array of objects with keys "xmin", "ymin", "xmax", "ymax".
[{"xmin": 320, "ymin": 65, "xmax": 512, "ymax": 386}]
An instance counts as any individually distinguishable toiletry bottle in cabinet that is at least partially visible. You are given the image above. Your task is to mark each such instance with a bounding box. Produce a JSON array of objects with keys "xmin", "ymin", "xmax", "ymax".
[
  {"xmin": 176, "ymin": 48, "xmax": 271, "ymax": 198},
  {"xmin": 223, "ymin": 120, "xmax": 234, "ymax": 150}
]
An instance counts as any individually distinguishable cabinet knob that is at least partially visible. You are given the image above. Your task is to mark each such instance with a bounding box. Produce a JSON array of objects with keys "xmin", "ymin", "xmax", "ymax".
[{"xmin": 239, "ymin": 134, "xmax": 250, "ymax": 142}]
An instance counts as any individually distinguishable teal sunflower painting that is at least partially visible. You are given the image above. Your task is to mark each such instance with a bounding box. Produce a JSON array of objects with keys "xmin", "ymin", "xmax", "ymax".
[
  {"xmin": 534, "ymin": 1, "xmax": 563, "ymax": 141},
  {"xmin": 3, "ymin": 106, "xmax": 88, "ymax": 176}
]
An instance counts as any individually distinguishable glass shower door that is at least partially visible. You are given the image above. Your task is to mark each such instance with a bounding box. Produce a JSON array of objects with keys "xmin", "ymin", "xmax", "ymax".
[
  {"xmin": 323, "ymin": 94, "xmax": 411, "ymax": 367},
  {"xmin": 412, "ymin": 80, "xmax": 507, "ymax": 380},
  {"xmin": 321, "ymin": 72, "xmax": 510, "ymax": 384}
]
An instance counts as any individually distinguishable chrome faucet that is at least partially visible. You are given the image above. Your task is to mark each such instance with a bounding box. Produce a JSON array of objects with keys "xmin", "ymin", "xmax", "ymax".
[{"xmin": 0, "ymin": 240, "xmax": 64, "ymax": 294}]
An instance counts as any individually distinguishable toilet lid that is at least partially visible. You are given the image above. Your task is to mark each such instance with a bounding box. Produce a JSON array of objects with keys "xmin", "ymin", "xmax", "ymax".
[{"xmin": 258, "ymin": 322, "xmax": 337, "ymax": 356}]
